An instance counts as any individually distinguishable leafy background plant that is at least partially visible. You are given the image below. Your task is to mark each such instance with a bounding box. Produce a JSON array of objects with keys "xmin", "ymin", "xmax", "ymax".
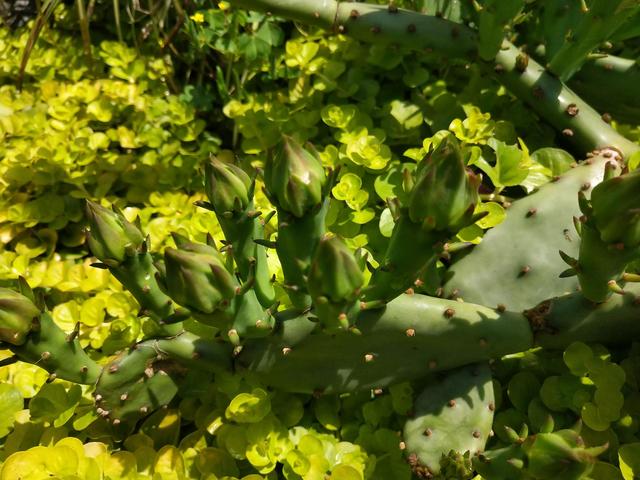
[{"xmin": 0, "ymin": 1, "xmax": 640, "ymax": 479}]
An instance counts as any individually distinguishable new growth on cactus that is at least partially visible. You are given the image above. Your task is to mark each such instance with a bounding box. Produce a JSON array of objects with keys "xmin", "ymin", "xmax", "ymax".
[{"xmin": 364, "ymin": 135, "xmax": 482, "ymax": 304}]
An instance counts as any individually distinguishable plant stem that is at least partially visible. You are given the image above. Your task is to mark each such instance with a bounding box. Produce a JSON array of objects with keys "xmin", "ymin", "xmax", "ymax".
[
  {"xmin": 113, "ymin": 0, "xmax": 123, "ymax": 42},
  {"xmin": 17, "ymin": 0, "xmax": 60, "ymax": 90},
  {"xmin": 76, "ymin": 0, "xmax": 93, "ymax": 66},
  {"xmin": 493, "ymin": 42, "xmax": 639, "ymax": 159}
]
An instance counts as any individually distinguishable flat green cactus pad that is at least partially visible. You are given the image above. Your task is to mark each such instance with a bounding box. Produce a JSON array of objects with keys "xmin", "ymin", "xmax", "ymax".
[
  {"xmin": 403, "ymin": 362, "xmax": 495, "ymax": 476},
  {"xmin": 444, "ymin": 155, "xmax": 614, "ymax": 311}
]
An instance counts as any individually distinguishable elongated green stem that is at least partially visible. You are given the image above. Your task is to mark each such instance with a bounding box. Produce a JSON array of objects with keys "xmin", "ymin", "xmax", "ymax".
[
  {"xmin": 494, "ymin": 42, "xmax": 639, "ymax": 159},
  {"xmin": 113, "ymin": 0, "xmax": 123, "ymax": 42},
  {"xmin": 228, "ymin": 0, "xmax": 476, "ymax": 58},
  {"xmin": 76, "ymin": 0, "xmax": 93, "ymax": 64},
  {"xmin": 226, "ymin": 0, "xmax": 640, "ymax": 159},
  {"xmin": 276, "ymin": 201, "xmax": 328, "ymax": 309},
  {"xmin": 11, "ymin": 313, "xmax": 101, "ymax": 384},
  {"xmin": 238, "ymin": 285, "xmax": 640, "ymax": 394},
  {"xmin": 17, "ymin": 0, "xmax": 60, "ymax": 90},
  {"xmin": 110, "ymin": 252, "xmax": 184, "ymax": 335},
  {"xmin": 216, "ymin": 208, "xmax": 275, "ymax": 308}
]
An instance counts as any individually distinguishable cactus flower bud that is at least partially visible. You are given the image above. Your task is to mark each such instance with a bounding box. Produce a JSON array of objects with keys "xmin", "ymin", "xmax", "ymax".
[
  {"xmin": 204, "ymin": 156, "xmax": 252, "ymax": 215},
  {"xmin": 308, "ymin": 235, "xmax": 364, "ymax": 303},
  {"xmin": 591, "ymin": 169, "xmax": 640, "ymax": 248},
  {"xmin": 164, "ymin": 241, "xmax": 236, "ymax": 314},
  {"xmin": 264, "ymin": 136, "xmax": 326, "ymax": 217},
  {"xmin": 0, "ymin": 288, "xmax": 40, "ymax": 345},
  {"xmin": 308, "ymin": 235, "xmax": 363, "ymax": 330},
  {"xmin": 407, "ymin": 136, "xmax": 481, "ymax": 233},
  {"xmin": 85, "ymin": 201, "xmax": 144, "ymax": 263}
]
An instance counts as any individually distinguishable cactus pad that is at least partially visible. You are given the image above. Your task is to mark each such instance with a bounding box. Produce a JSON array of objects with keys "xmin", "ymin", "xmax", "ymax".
[
  {"xmin": 236, "ymin": 294, "xmax": 532, "ymax": 393},
  {"xmin": 403, "ymin": 362, "xmax": 494, "ymax": 476},
  {"xmin": 444, "ymin": 154, "xmax": 615, "ymax": 311}
]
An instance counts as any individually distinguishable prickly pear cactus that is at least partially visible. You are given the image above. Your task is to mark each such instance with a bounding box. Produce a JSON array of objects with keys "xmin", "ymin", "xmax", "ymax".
[
  {"xmin": 1, "ymin": 127, "xmax": 640, "ymax": 478},
  {"xmin": 403, "ymin": 363, "xmax": 494, "ymax": 477},
  {"xmin": 444, "ymin": 151, "xmax": 621, "ymax": 311},
  {"xmin": 94, "ymin": 344, "xmax": 180, "ymax": 424},
  {"xmin": 236, "ymin": 294, "xmax": 532, "ymax": 394}
]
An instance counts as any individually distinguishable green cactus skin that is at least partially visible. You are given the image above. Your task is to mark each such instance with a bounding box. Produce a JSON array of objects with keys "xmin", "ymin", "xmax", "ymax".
[
  {"xmin": 407, "ymin": 136, "xmax": 481, "ymax": 232},
  {"xmin": 85, "ymin": 201, "xmax": 145, "ymax": 264},
  {"xmin": 493, "ymin": 44, "xmax": 639, "ymax": 160},
  {"xmin": 94, "ymin": 345, "xmax": 179, "ymax": 424},
  {"xmin": 11, "ymin": 313, "xmax": 101, "ymax": 384},
  {"xmin": 86, "ymin": 202, "xmax": 183, "ymax": 336},
  {"xmin": 225, "ymin": 0, "xmax": 640, "ymax": 159},
  {"xmin": 109, "ymin": 251, "xmax": 183, "ymax": 335},
  {"xmin": 204, "ymin": 158, "xmax": 275, "ymax": 308},
  {"xmin": 0, "ymin": 288, "xmax": 40, "ymax": 346},
  {"xmin": 262, "ymin": 137, "xmax": 329, "ymax": 309},
  {"xmin": 236, "ymin": 294, "xmax": 533, "ymax": 394},
  {"xmin": 225, "ymin": 0, "xmax": 477, "ymax": 59},
  {"xmin": 573, "ymin": 221, "xmax": 638, "ymax": 303},
  {"xmin": 546, "ymin": 0, "xmax": 640, "ymax": 82},
  {"xmin": 10, "ymin": 282, "xmax": 640, "ymax": 391},
  {"xmin": 571, "ymin": 55, "xmax": 640, "ymax": 124},
  {"xmin": 214, "ymin": 208, "xmax": 275, "ymax": 309},
  {"xmin": 153, "ymin": 332, "xmax": 233, "ymax": 371},
  {"xmin": 204, "ymin": 158, "xmax": 252, "ymax": 216},
  {"xmin": 264, "ymin": 137, "xmax": 326, "ymax": 219},
  {"xmin": 403, "ymin": 363, "xmax": 494, "ymax": 476},
  {"xmin": 472, "ymin": 443, "xmax": 524, "ymax": 479},
  {"xmin": 477, "ymin": 0, "xmax": 525, "ymax": 60},
  {"xmin": 307, "ymin": 234, "xmax": 364, "ymax": 331},
  {"xmin": 274, "ymin": 200, "xmax": 328, "ymax": 309},
  {"xmin": 444, "ymin": 153, "xmax": 618, "ymax": 311},
  {"xmin": 94, "ymin": 332, "xmax": 232, "ymax": 423},
  {"xmin": 565, "ymin": 169, "xmax": 640, "ymax": 302},
  {"xmin": 362, "ymin": 216, "xmax": 445, "ymax": 304},
  {"xmin": 432, "ymin": 450, "xmax": 474, "ymax": 480},
  {"xmin": 163, "ymin": 238, "xmax": 237, "ymax": 316},
  {"xmin": 365, "ymin": 137, "xmax": 480, "ymax": 304},
  {"xmin": 537, "ymin": 1, "xmax": 584, "ymax": 61},
  {"xmin": 235, "ymin": 283, "xmax": 640, "ymax": 394},
  {"xmin": 590, "ymin": 169, "xmax": 640, "ymax": 248},
  {"xmin": 160, "ymin": 237, "xmax": 274, "ymax": 343},
  {"xmin": 227, "ymin": 290, "xmax": 275, "ymax": 343},
  {"xmin": 533, "ymin": 283, "xmax": 640, "ymax": 349}
]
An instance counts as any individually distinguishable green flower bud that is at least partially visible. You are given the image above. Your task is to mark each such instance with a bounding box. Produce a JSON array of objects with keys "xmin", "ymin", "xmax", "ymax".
[
  {"xmin": 164, "ymin": 241, "xmax": 236, "ymax": 314},
  {"xmin": 85, "ymin": 201, "xmax": 144, "ymax": 263},
  {"xmin": 264, "ymin": 136, "xmax": 326, "ymax": 217},
  {"xmin": 591, "ymin": 169, "xmax": 640, "ymax": 248},
  {"xmin": 308, "ymin": 235, "xmax": 364, "ymax": 303},
  {"xmin": 0, "ymin": 288, "xmax": 40, "ymax": 345},
  {"xmin": 204, "ymin": 156, "xmax": 252, "ymax": 215},
  {"xmin": 407, "ymin": 136, "xmax": 481, "ymax": 232},
  {"xmin": 522, "ymin": 429, "xmax": 607, "ymax": 479}
]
